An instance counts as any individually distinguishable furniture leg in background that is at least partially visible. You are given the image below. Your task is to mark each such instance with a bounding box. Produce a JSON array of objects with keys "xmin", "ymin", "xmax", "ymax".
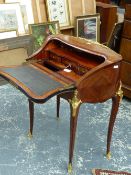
[{"xmin": 28, "ymin": 99, "xmax": 34, "ymax": 138}]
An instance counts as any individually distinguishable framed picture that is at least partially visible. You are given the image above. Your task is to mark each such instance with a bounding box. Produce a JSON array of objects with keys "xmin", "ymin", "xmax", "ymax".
[
  {"xmin": 5, "ymin": 0, "xmax": 34, "ymax": 33},
  {"xmin": 0, "ymin": 30, "xmax": 18, "ymax": 40},
  {"xmin": 29, "ymin": 21, "xmax": 60, "ymax": 52},
  {"xmin": 0, "ymin": 3, "xmax": 25, "ymax": 35},
  {"xmin": 75, "ymin": 14, "xmax": 100, "ymax": 42},
  {"xmin": 45, "ymin": 0, "xmax": 70, "ymax": 28}
]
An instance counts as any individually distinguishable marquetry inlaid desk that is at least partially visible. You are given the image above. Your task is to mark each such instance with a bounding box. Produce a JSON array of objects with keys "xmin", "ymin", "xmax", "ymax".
[{"xmin": 0, "ymin": 34, "xmax": 123, "ymax": 172}]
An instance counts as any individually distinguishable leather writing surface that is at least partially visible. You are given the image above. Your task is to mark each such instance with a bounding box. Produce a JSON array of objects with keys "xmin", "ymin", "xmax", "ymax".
[{"xmin": 0, "ymin": 65, "xmax": 64, "ymax": 96}]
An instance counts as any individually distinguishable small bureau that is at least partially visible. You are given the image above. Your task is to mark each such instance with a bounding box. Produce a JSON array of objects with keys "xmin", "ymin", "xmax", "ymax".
[{"xmin": 120, "ymin": 4, "xmax": 131, "ymax": 99}]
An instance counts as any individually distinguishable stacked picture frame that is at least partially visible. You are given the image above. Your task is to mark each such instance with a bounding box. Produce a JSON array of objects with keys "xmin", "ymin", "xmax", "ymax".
[
  {"xmin": 45, "ymin": 0, "xmax": 71, "ymax": 28},
  {"xmin": 75, "ymin": 13, "xmax": 100, "ymax": 42},
  {"xmin": 29, "ymin": 21, "xmax": 60, "ymax": 52},
  {"xmin": 0, "ymin": 3, "xmax": 25, "ymax": 35},
  {"xmin": 0, "ymin": 1, "xmax": 100, "ymax": 44}
]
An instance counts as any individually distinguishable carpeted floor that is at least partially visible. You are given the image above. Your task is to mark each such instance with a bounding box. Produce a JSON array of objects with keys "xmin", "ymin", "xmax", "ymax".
[{"xmin": 0, "ymin": 83, "xmax": 130, "ymax": 175}]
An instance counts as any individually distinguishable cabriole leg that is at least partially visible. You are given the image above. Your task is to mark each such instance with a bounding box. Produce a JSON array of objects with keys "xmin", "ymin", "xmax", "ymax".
[
  {"xmin": 106, "ymin": 84, "xmax": 123, "ymax": 159},
  {"xmin": 68, "ymin": 90, "xmax": 81, "ymax": 173}
]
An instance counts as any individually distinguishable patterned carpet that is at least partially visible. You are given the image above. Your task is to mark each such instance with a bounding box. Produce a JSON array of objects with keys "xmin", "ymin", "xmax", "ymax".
[{"xmin": 0, "ymin": 83, "xmax": 130, "ymax": 175}]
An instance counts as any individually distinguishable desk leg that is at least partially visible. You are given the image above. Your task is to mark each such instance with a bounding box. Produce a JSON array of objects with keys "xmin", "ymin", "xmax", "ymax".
[
  {"xmin": 106, "ymin": 95, "xmax": 122, "ymax": 159},
  {"xmin": 106, "ymin": 83, "xmax": 123, "ymax": 159},
  {"xmin": 28, "ymin": 99, "xmax": 34, "ymax": 138},
  {"xmin": 56, "ymin": 95, "xmax": 60, "ymax": 118},
  {"xmin": 68, "ymin": 91, "xmax": 81, "ymax": 173}
]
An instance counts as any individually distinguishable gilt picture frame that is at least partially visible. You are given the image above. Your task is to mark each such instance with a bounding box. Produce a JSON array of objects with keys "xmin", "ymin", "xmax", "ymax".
[
  {"xmin": 45, "ymin": 0, "xmax": 70, "ymax": 28},
  {"xmin": 75, "ymin": 13, "xmax": 100, "ymax": 42},
  {"xmin": 29, "ymin": 21, "xmax": 60, "ymax": 52}
]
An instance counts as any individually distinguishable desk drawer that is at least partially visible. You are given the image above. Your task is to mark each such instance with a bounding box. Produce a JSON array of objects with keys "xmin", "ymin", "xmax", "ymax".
[
  {"xmin": 121, "ymin": 61, "xmax": 131, "ymax": 86},
  {"xmin": 122, "ymin": 20, "xmax": 131, "ymax": 39},
  {"xmin": 125, "ymin": 4, "xmax": 131, "ymax": 19},
  {"xmin": 120, "ymin": 38, "xmax": 131, "ymax": 62}
]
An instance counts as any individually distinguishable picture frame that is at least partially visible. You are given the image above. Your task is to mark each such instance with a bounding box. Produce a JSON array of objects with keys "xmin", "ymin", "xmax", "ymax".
[
  {"xmin": 29, "ymin": 21, "xmax": 60, "ymax": 52},
  {"xmin": 45, "ymin": 0, "xmax": 70, "ymax": 28},
  {"xmin": 0, "ymin": 30, "xmax": 18, "ymax": 40},
  {"xmin": 75, "ymin": 13, "xmax": 100, "ymax": 42},
  {"xmin": 5, "ymin": 0, "xmax": 34, "ymax": 33},
  {"xmin": 107, "ymin": 22, "xmax": 123, "ymax": 52},
  {"xmin": 0, "ymin": 3, "xmax": 25, "ymax": 35}
]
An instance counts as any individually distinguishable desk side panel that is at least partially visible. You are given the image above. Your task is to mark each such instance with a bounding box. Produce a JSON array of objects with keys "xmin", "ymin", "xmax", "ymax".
[{"xmin": 77, "ymin": 62, "xmax": 122, "ymax": 103}]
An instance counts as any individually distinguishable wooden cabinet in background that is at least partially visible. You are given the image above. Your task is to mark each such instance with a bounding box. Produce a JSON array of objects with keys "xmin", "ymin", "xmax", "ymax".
[
  {"xmin": 120, "ymin": 4, "xmax": 131, "ymax": 98},
  {"xmin": 96, "ymin": 2, "xmax": 117, "ymax": 43}
]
